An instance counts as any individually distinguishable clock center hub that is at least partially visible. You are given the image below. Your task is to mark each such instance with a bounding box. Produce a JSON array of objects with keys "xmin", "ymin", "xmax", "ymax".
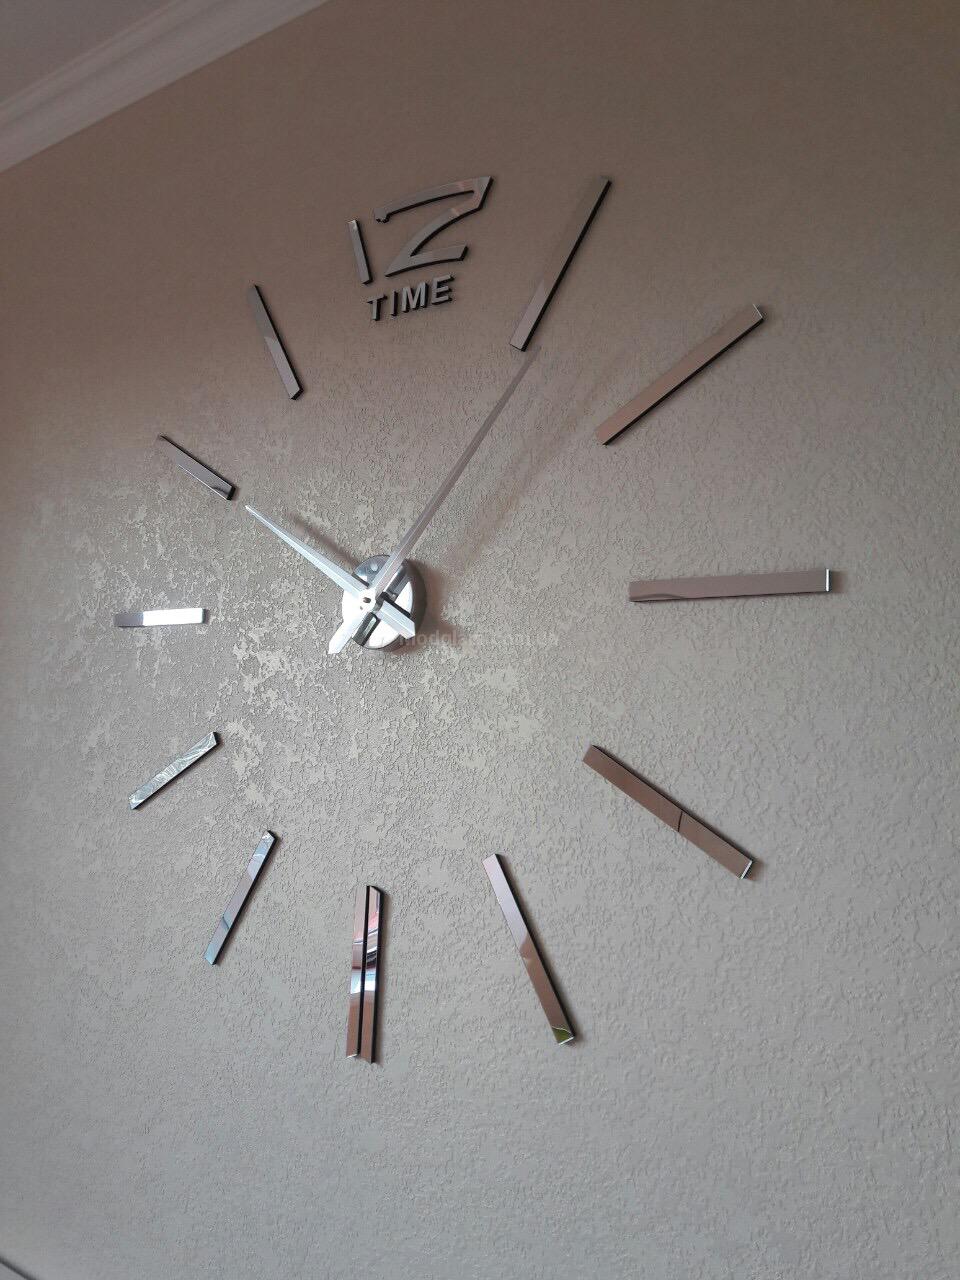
[{"xmin": 341, "ymin": 555, "xmax": 426, "ymax": 652}]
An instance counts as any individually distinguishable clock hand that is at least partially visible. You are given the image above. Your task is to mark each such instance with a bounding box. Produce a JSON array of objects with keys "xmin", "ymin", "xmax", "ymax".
[
  {"xmin": 327, "ymin": 613, "xmax": 366, "ymax": 655},
  {"xmin": 245, "ymin": 505, "xmax": 416, "ymax": 640},
  {"xmin": 372, "ymin": 348, "xmax": 537, "ymax": 594},
  {"xmin": 246, "ymin": 505, "xmax": 362, "ymax": 594},
  {"xmin": 326, "ymin": 348, "xmax": 538, "ymax": 653}
]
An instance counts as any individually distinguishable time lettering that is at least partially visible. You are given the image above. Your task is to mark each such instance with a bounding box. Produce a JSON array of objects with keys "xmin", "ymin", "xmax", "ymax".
[{"xmin": 366, "ymin": 274, "xmax": 454, "ymax": 321}]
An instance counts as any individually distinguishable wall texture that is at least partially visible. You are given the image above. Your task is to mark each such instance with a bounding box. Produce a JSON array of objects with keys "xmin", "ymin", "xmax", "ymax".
[{"xmin": 1, "ymin": 2, "xmax": 958, "ymax": 1278}]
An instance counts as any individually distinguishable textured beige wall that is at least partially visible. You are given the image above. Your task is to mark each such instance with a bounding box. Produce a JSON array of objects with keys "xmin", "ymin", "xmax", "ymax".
[{"xmin": 1, "ymin": 1, "xmax": 958, "ymax": 1278}]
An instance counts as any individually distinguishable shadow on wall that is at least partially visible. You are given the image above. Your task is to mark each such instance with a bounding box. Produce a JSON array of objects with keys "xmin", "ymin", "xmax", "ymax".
[{"xmin": 0, "ymin": 1254, "xmax": 38, "ymax": 1280}]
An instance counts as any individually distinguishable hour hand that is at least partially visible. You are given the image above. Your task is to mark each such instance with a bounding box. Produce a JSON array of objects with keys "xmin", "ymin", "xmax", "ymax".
[
  {"xmin": 245, "ymin": 505, "xmax": 417, "ymax": 641},
  {"xmin": 245, "ymin": 505, "xmax": 362, "ymax": 597},
  {"xmin": 327, "ymin": 613, "xmax": 367, "ymax": 655}
]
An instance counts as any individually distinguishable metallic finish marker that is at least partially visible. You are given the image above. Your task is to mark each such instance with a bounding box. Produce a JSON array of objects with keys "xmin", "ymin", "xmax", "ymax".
[
  {"xmin": 128, "ymin": 732, "xmax": 218, "ymax": 810},
  {"xmin": 483, "ymin": 855, "xmax": 574, "ymax": 1045},
  {"xmin": 509, "ymin": 176, "xmax": 611, "ymax": 351},
  {"xmin": 583, "ymin": 745, "xmax": 753, "ymax": 879},
  {"xmin": 347, "ymin": 219, "xmax": 372, "ymax": 284},
  {"xmin": 595, "ymin": 304, "xmax": 763, "ymax": 444},
  {"xmin": 374, "ymin": 176, "xmax": 492, "ymax": 276},
  {"xmin": 360, "ymin": 889, "xmax": 380, "ymax": 1063},
  {"xmin": 629, "ymin": 569, "xmax": 831, "ymax": 602},
  {"xmin": 114, "ymin": 608, "xmax": 206, "ymax": 627},
  {"xmin": 346, "ymin": 887, "xmax": 367, "ymax": 1058},
  {"xmin": 157, "ymin": 436, "xmax": 234, "ymax": 500},
  {"xmin": 346, "ymin": 885, "xmax": 382, "ymax": 1063},
  {"xmin": 247, "ymin": 284, "xmax": 302, "ymax": 399},
  {"xmin": 205, "ymin": 831, "xmax": 276, "ymax": 964}
]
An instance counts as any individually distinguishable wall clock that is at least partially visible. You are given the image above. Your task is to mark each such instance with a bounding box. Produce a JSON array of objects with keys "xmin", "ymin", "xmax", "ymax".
[{"xmin": 115, "ymin": 171, "xmax": 831, "ymax": 1062}]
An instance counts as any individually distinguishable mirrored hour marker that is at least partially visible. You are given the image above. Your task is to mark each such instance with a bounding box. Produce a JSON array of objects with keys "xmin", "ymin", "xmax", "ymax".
[
  {"xmin": 583, "ymin": 745, "xmax": 753, "ymax": 879},
  {"xmin": 114, "ymin": 608, "xmax": 207, "ymax": 627},
  {"xmin": 347, "ymin": 218, "xmax": 372, "ymax": 284},
  {"xmin": 346, "ymin": 887, "xmax": 365, "ymax": 1059},
  {"xmin": 595, "ymin": 304, "xmax": 764, "ymax": 444},
  {"xmin": 346, "ymin": 885, "xmax": 382, "ymax": 1063},
  {"xmin": 204, "ymin": 831, "xmax": 276, "ymax": 964},
  {"xmin": 629, "ymin": 569, "xmax": 831, "ymax": 602},
  {"xmin": 158, "ymin": 435, "xmax": 234, "ymax": 500},
  {"xmin": 128, "ymin": 731, "xmax": 218, "ymax": 810},
  {"xmin": 246, "ymin": 284, "xmax": 302, "ymax": 399},
  {"xmin": 482, "ymin": 855, "xmax": 574, "ymax": 1045},
  {"xmin": 509, "ymin": 176, "xmax": 611, "ymax": 351}
]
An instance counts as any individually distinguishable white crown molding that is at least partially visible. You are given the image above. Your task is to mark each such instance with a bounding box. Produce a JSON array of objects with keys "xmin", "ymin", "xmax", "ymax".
[{"xmin": 0, "ymin": 0, "xmax": 332, "ymax": 175}]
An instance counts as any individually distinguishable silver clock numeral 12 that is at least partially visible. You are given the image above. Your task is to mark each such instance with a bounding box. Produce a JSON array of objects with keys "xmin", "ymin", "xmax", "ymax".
[
  {"xmin": 349, "ymin": 176, "xmax": 493, "ymax": 285},
  {"xmin": 374, "ymin": 176, "xmax": 492, "ymax": 276}
]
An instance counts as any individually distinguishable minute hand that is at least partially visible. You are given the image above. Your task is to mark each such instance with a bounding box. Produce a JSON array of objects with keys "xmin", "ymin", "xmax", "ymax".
[{"xmin": 371, "ymin": 349, "xmax": 538, "ymax": 597}]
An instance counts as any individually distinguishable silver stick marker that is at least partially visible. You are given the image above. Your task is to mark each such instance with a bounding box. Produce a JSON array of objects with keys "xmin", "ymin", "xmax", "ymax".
[
  {"xmin": 483, "ymin": 855, "xmax": 574, "ymax": 1045},
  {"xmin": 584, "ymin": 745, "xmax": 753, "ymax": 879},
  {"xmin": 346, "ymin": 886, "xmax": 382, "ymax": 1063},
  {"xmin": 128, "ymin": 732, "xmax": 218, "ymax": 810},
  {"xmin": 595, "ymin": 304, "xmax": 763, "ymax": 445},
  {"xmin": 157, "ymin": 436, "xmax": 234, "ymax": 500},
  {"xmin": 247, "ymin": 284, "xmax": 302, "ymax": 399},
  {"xmin": 629, "ymin": 569, "xmax": 830, "ymax": 602},
  {"xmin": 510, "ymin": 176, "xmax": 611, "ymax": 351},
  {"xmin": 205, "ymin": 831, "xmax": 276, "ymax": 964},
  {"xmin": 114, "ymin": 608, "xmax": 206, "ymax": 627}
]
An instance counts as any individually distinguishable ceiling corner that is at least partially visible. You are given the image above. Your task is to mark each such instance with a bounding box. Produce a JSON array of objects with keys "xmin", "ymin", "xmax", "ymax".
[{"xmin": 0, "ymin": 0, "xmax": 331, "ymax": 176}]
